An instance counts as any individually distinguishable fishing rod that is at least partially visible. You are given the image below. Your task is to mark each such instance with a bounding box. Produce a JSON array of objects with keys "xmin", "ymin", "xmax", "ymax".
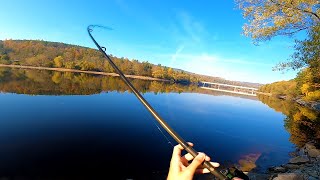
[{"xmin": 87, "ymin": 25, "xmax": 229, "ymax": 180}]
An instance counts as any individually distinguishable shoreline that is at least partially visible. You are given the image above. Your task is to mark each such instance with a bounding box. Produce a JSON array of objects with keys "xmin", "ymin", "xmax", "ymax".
[
  {"xmin": 248, "ymin": 141, "xmax": 320, "ymax": 180},
  {"xmin": 258, "ymin": 93, "xmax": 320, "ymax": 112},
  {"xmin": 294, "ymin": 98, "xmax": 320, "ymax": 112},
  {"xmin": 0, "ymin": 64, "xmax": 171, "ymax": 82}
]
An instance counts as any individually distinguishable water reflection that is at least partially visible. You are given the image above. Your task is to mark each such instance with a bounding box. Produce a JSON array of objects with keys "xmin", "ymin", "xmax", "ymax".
[
  {"xmin": 238, "ymin": 153, "xmax": 261, "ymax": 172},
  {"xmin": 0, "ymin": 67, "xmax": 258, "ymax": 101},
  {"xmin": 258, "ymin": 95, "xmax": 320, "ymax": 147},
  {"xmin": 0, "ymin": 67, "xmax": 306, "ymax": 179}
]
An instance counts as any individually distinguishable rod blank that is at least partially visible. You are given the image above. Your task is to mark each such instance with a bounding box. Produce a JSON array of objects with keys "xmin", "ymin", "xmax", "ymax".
[{"xmin": 87, "ymin": 25, "xmax": 229, "ymax": 180}]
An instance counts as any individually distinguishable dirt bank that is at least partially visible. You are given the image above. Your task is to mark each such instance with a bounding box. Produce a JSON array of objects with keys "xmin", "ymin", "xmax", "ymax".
[{"xmin": 0, "ymin": 64, "xmax": 171, "ymax": 82}]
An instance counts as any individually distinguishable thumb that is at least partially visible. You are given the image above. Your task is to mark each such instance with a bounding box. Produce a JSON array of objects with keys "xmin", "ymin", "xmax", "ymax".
[{"xmin": 186, "ymin": 153, "xmax": 206, "ymax": 174}]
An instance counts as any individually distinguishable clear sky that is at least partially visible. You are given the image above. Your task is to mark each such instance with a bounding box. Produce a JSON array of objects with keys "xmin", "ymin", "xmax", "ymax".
[{"xmin": 0, "ymin": 0, "xmax": 303, "ymax": 84}]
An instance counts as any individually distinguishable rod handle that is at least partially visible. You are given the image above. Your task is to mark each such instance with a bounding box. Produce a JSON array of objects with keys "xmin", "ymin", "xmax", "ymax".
[{"xmin": 185, "ymin": 145, "xmax": 230, "ymax": 180}]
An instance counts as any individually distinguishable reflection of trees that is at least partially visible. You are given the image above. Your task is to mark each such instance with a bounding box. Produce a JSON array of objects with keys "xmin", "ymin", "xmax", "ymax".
[
  {"xmin": 0, "ymin": 68, "xmax": 198, "ymax": 95},
  {"xmin": 0, "ymin": 68, "xmax": 262, "ymax": 103},
  {"xmin": 258, "ymin": 95, "xmax": 320, "ymax": 147},
  {"xmin": 0, "ymin": 67, "xmax": 12, "ymax": 80}
]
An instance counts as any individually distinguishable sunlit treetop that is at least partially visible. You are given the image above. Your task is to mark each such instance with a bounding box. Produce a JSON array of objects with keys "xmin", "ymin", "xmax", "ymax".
[{"xmin": 236, "ymin": 0, "xmax": 320, "ymax": 42}]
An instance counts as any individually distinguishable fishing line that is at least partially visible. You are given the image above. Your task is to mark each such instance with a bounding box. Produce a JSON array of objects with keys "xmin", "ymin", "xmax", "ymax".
[
  {"xmin": 87, "ymin": 25, "xmax": 229, "ymax": 180},
  {"xmin": 152, "ymin": 119, "xmax": 175, "ymax": 147},
  {"xmin": 134, "ymin": 95, "xmax": 174, "ymax": 147}
]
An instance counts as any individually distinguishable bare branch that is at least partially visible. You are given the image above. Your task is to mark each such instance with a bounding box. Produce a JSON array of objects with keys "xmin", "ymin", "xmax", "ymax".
[{"xmin": 270, "ymin": 0, "xmax": 320, "ymax": 21}]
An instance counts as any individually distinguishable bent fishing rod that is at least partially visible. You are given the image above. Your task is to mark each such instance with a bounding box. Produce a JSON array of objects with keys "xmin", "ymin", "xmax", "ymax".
[{"xmin": 87, "ymin": 25, "xmax": 229, "ymax": 180}]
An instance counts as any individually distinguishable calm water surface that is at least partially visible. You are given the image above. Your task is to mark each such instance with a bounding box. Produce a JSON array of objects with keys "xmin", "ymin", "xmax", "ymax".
[{"xmin": 0, "ymin": 68, "xmax": 298, "ymax": 179}]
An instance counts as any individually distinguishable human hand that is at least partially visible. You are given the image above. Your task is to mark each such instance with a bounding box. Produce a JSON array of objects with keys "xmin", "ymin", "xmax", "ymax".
[{"xmin": 166, "ymin": 142, "xmax": 220, "ymax": 180}]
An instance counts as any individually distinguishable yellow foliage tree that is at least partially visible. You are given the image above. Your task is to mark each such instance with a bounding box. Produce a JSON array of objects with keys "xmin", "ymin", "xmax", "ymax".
[
  {"xmin": 236, "ymin": 0, "xmax": 320, "ymax": 42},
  {"xmin": 301, "ymin": 83, "xmax": 310, "ymax": 95},
  {"xmin": 167, "ymin": 68, "xmax": 175, "ymax": 80},
  {"xmin": 152, "ymin": 66, "xmax": 165, "ymax": 79}
]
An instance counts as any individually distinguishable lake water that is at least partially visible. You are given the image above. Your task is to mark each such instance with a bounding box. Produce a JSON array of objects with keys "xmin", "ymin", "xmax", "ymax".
[{"xmin": 0, "ymin": 67, "xmax": 304, "ymax": 179}]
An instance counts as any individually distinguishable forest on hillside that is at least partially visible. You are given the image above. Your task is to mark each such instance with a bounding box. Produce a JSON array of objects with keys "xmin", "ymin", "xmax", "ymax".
[{"xmin": 0, "ymin": 40, "xmax": 260, "ymax": 87}]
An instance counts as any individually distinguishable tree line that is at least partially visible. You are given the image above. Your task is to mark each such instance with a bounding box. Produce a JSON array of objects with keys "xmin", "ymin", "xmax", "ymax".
[{"xmin": 0, "ymin": 40, "xmax": 259, "ymax": 87}]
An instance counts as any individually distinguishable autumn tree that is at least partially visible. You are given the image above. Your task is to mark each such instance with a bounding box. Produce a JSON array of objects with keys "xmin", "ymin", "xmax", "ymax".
[
  {"xmin": 258, "ymin": 80, "xmax": 298, "ymax": 98},
  {"xmin": 0, "ymin": 41, "xmax": 11, "ymax": 64},
  {"xmin": 152, "ymin": 65, "xmax": 165, "ymax": 79},
  {"xmin": 274, "ymin": 25, "xmax": 320, "ymax": 91},
  {"xmin": 64, "ymin": 61, "xmax": 76, "ymax": 69},
  {"xmin": 77, "ymin": 60, "xmax": 95, "ymax": 71},
  {"xmin": 236, "ymin": 0, "xmax": 320, "ymax": 42},
  {"xmin": 237, "ymin": 0, "xmax": 320, "ymax": 100},
  {"xmin": 236, "ymin": 0, "xmax": 319, "ymax": 71}
]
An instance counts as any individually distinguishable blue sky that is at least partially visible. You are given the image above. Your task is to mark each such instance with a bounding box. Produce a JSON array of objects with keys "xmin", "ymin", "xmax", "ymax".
[{"xmin": 0, "ymin": 0, "xmax": 303, "ymax": 84}]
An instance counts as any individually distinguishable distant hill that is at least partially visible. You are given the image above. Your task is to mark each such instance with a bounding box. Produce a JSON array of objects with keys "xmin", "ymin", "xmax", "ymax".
[
  {"xmin": 173, "ymin": 67, "xmax": 262, "ymax": 88},
  {"xmin": 0, "ymin": 39, "xmax": 262, "ymax": 87}
]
